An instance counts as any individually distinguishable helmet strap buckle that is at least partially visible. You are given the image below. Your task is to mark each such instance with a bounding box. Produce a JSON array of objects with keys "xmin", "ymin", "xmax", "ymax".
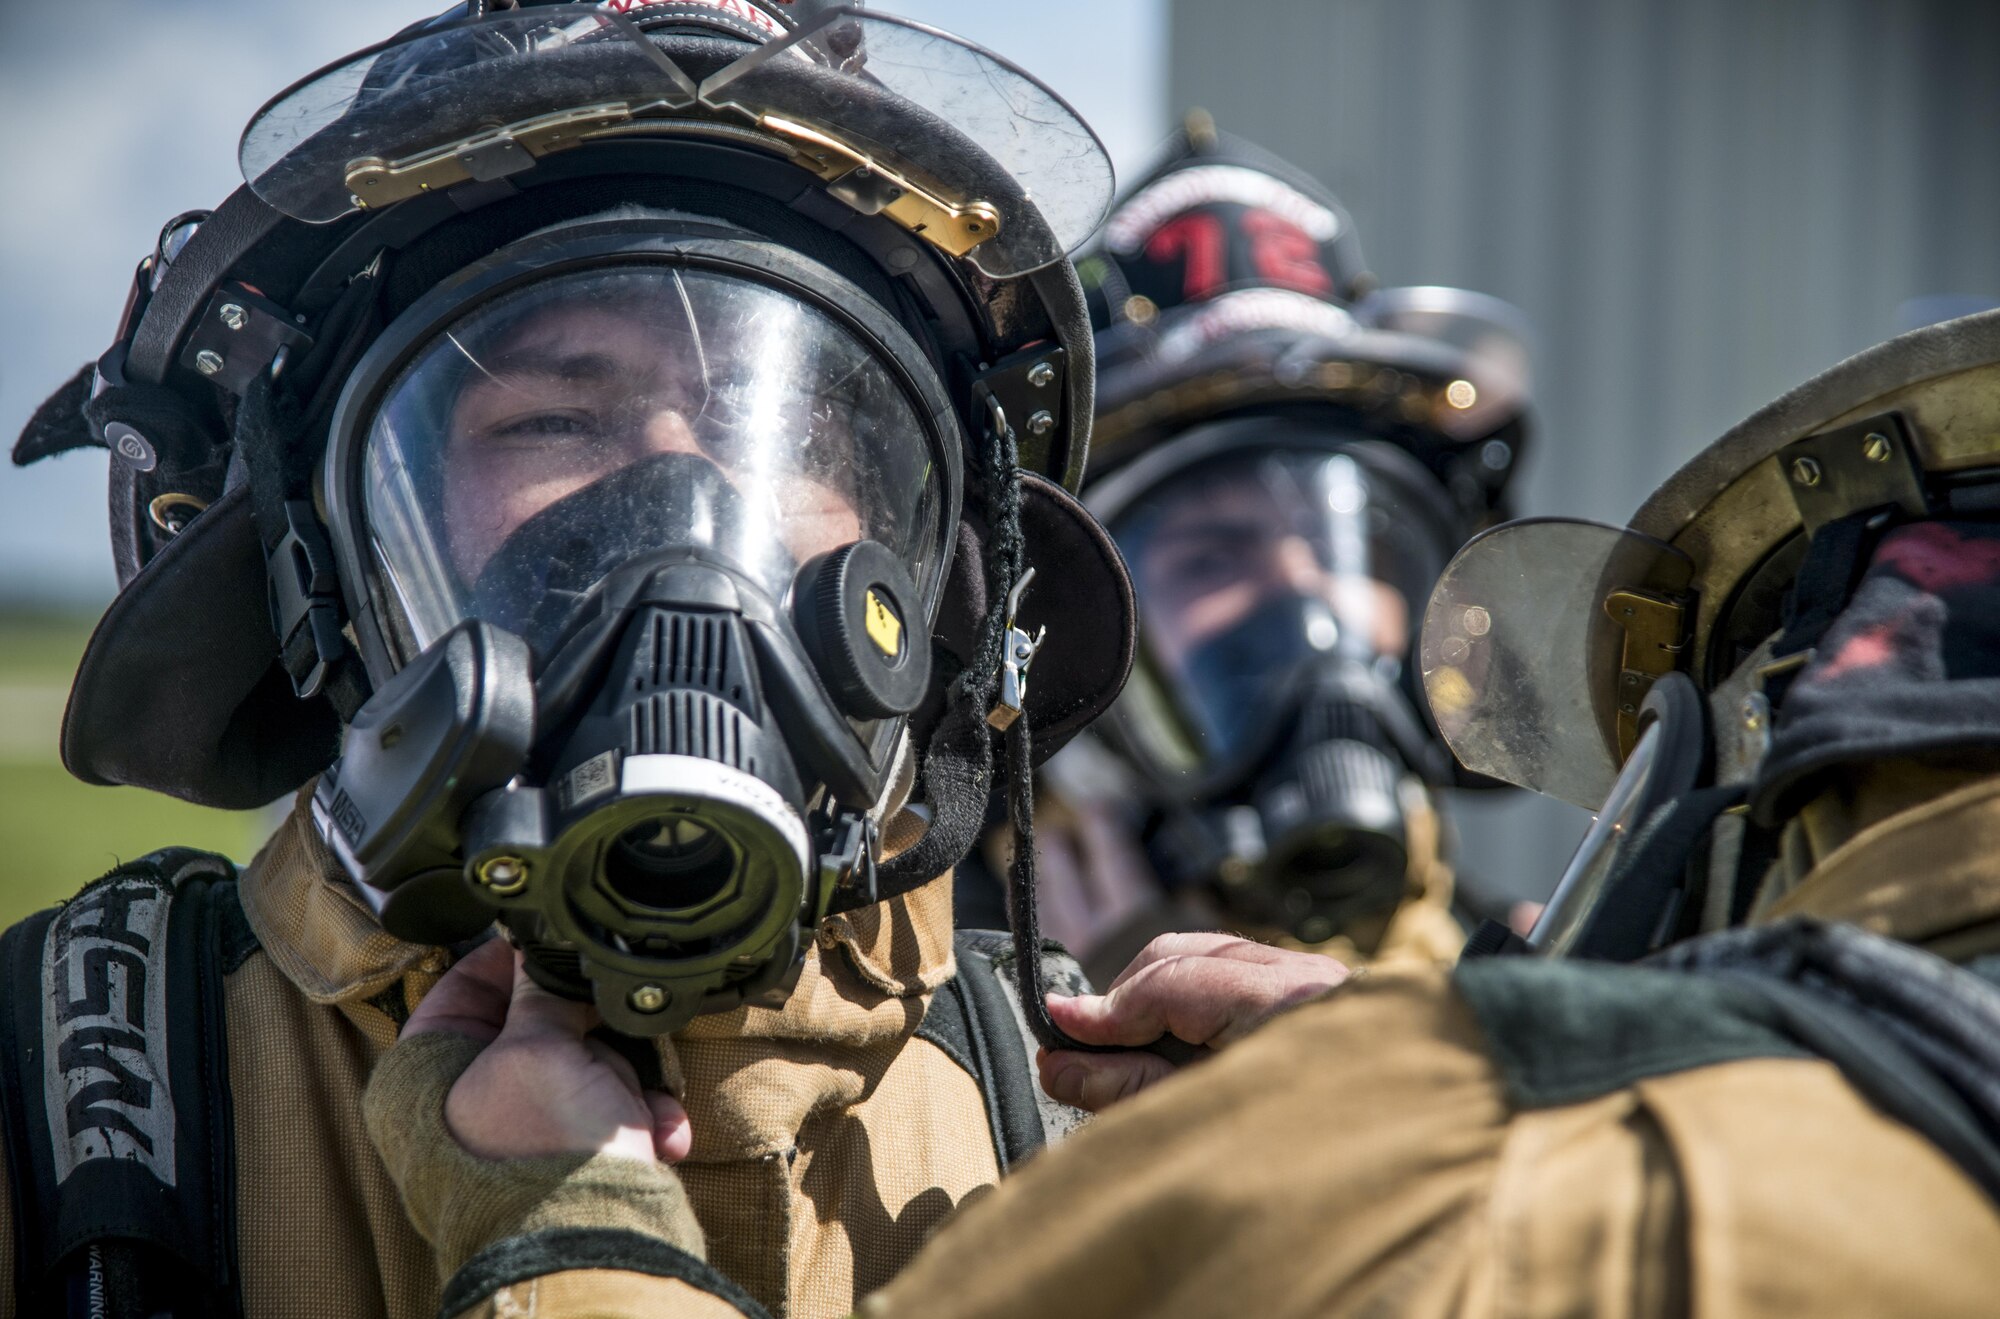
[{"xmin": 267, "ymin": 500, "xmax": 351, "ymax": 701}]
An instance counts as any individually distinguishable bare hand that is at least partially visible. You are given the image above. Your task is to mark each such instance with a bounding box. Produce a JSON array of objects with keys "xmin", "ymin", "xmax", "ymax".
[
  {"xmin": 404, "ymin": 936, "xmax": 692, "ymax": 1164},
  {"xmin": 1037, "ymin": 933, "xmax": 1349, "ymax": 1113}
]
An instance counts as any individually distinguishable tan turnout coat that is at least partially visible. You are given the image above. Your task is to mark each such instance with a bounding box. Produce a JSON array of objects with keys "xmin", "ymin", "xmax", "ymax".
[
  {"xmin": 1, "ymin": 794, "xmax": 1006, "ymax": 1319},
  {"xmin": 862, "ymin": 773, "xmax": 2000, "ymax": 1318}
]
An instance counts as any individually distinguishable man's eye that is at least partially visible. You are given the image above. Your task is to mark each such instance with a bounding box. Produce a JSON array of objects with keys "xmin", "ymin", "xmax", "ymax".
[
  {"xmin": 1165, "ymin": 548, "xmax": 1243, "ymax": 586},
  {"xmin": 486, "ymin": 412, "xmax": 601, "ymax": 442}
]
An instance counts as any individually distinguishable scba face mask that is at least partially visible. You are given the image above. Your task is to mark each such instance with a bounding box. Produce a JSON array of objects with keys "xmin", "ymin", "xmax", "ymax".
[
  {"xmin": 313, "ymin": 233, "xmax": 956, "ymax": 1033},
  {"xmin": 1090, "ymin": 420, "xmax": 1461, "ymax": 941}
]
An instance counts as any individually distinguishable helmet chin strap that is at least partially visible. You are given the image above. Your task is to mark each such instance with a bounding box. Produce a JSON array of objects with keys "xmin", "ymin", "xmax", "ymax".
[
  {"xmin": 843, "ymin": 402, "xmax": 1196, "ymax": 1060},
  {"xmin": 866, "ymin": 402, "xmax": 1025, "ymax": 902},
  {"xmin": 971, "ymin": 400, "xmax": 1077, "ymax": 1052}
]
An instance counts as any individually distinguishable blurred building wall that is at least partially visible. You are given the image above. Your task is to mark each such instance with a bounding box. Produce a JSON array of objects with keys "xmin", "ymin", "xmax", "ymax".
[{"xmin": 1168, "ymin": 0, "xmax": 2000, "ymax": 906}]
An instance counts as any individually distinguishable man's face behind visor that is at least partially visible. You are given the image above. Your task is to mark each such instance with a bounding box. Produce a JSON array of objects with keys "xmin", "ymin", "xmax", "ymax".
[
  {"xmin": 1113, "ymin": 446, "xmax": 1439, "ymax": 768},
  {"xmin": 441, "ymin": 294, "xmax": 864, "ymax": 580},
  {"xmin": 359, "ymin": 265, "xmax": 943, "ymax": 661},
  {"xmin": 1133, "ymin": 471, "xmax": 1412, "ymax": 674}
]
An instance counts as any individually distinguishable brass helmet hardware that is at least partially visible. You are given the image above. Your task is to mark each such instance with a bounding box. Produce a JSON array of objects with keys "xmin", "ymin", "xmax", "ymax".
[
  {"xmin": 756, "ymin": 115, "xmax": 1003, "ymax": 258},
  {"xmin": 1606, "ymin": 588, "xmax": 1690, "ymax": 757},
  {"xmin": 346, "ymin": 102, "xmax": 640, "ymax": 208},
  {"xmin": 1776, "ymin": 412, "xmax": 1928, "ymax": 537},
  {"xmin": 147, "ymin": 492, "xmax": 209, "ymax": 536},
  {"xmin": 342, "ymin": 103, "xmax": 1006, "ymax": 265}
]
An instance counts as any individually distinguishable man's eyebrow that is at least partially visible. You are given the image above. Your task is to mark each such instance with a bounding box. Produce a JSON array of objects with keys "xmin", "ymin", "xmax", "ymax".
[{"xmin": 456, "ymin": 346, "xmax": 628, "ymax": 392}]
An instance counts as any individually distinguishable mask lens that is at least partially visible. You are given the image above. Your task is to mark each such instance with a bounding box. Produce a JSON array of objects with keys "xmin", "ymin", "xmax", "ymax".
[{"xmin": 356, "ymin": 263, "xmax": 944, "ymax": 662}]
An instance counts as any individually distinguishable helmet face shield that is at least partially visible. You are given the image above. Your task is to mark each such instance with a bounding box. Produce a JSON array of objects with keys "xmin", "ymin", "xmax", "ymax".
[
  {"xmin": 1419, "ymin": 518, "xmax": 1694, "ymax": 809},
  {"xmin": 352, "ymin": 260, "xmax": 948, "ymax": 666},
  {"xmin": 1098, "ymin": 432, "xmax": 1456, "ymax": 788},
  {"xmin": 238, "ymin": 5, "xmax": 1112, "ymax": 277},
  {"xmin": 239, "ymin": 9, "xmax": 696, "ymax": 224},
  {"xmin": 700, "ymin": 8, "xmax": 1113, "ymax": 276}
]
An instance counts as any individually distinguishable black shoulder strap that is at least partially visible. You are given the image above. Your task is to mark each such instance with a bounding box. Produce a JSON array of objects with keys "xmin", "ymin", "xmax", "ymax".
[
  {"xmin": 0, "ymin": 847, "xmax": 257, "ymax": 1319},
  {"xmin": 916, "ymin": 929, "xmax": 1090, "ymax": 1172}
]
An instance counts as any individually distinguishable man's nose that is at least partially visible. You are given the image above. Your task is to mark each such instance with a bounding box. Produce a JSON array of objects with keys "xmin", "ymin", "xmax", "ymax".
[
  {"xmin": 1272, "ymin": 535, "xmax": 1329, "ymax": 595},
  {"xmin": 640, "ymin": 408, "xmax": 702, "ymax": 456}
]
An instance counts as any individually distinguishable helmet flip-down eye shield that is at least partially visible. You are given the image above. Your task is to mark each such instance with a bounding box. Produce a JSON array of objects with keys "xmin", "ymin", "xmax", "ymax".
[{"xmin": 239, "ymin": 6, "xmax": 1112, "ymax": 281}]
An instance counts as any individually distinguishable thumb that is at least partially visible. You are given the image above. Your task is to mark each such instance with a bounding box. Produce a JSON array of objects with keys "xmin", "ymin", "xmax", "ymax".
[
  {"xmin": 648, "ymin": 1091, "xmax": 694, "ymax": 1164},
  {"xmin": 1045, "ymin": 989, "xmax": 1170, "ymax": 1049},
  {"xmin": 498, "ymin": 949, "xmax": 598, "ymax": 1043},
  {"xmin": 1038, "ymin": 1047, "xmax": 1178, "ymax": 1113}
]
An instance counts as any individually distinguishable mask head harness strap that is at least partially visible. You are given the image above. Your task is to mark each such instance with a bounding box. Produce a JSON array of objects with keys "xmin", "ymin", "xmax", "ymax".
[
  {"xmin": 229, "ymin": 259, "xmax": 398, "ymax": 721},
  {"xmin": 854, "ymin": 383, "xmax": 1194, "ymax": 1061}
]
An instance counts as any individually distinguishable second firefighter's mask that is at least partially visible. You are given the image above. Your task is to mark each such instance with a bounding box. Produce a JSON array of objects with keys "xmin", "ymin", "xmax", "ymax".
[
  {"xmin": 1074, "ymin": 122, "xmax": 1535, "ymax": 942},
  {"xmin": 1090, "ymin": 418, "xmax": 1466, "ymax": 938}
]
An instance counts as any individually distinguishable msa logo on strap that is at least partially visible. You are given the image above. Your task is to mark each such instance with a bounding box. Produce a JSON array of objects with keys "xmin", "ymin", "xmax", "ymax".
[{"xmin": 39, "ymin": 878, "xmax": 176, "ymax": 1186}]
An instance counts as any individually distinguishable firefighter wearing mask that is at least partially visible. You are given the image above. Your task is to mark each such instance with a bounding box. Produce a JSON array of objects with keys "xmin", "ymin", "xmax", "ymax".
[
  {"xmin": 967, "ymin": 118, "xmax": 1534, "ymax": 982},
  {"xmin": 1, "ymin": 4, "xmax": 1141, "ymax": 1316}
]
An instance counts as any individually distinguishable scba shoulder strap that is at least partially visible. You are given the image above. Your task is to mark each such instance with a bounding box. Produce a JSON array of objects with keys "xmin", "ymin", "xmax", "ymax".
[
  {"xmin": 917, "ymin": 929, "xmax": 1091, "ymax": 1172},
  {"xmin": 0, "ymin": 848, "xmax": 258, "ymax": 1319}
]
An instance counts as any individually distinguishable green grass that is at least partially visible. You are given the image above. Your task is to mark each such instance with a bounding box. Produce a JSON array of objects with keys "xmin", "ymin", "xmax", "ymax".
[
  {"xmin": 0, "ymin": 612, "xmax": 94, "ymax": 681},
  {"xmin": 0, "ymin": 611, "xmax": 269, "ymax": 928},
  {"xmin": 0, "ymin": 765, "xmax": 267, "ymax": 922}
]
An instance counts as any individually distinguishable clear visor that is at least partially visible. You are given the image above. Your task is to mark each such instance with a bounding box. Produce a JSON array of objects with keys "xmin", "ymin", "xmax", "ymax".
[
  {"xmin": 238, "ymin": 7, "xmax": 1112, "ymax": 276},
  {"xmin": 1418, "ymin": 518, "xmax": 1692, "ymax": 808},
  {"xmin": 359, "ymin": 264, "xmax": 943, "ymax": 661},
  {"xmin": 1108, "ymin": 444, "xmax": 1450, "ymax": 783},
  {"xmin": 1526, "ymin": 718, "xmax": 1664, "ymax": 954}
]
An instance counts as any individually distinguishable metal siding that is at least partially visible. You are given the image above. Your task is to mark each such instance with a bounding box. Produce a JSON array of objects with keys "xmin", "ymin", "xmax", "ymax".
[{"xmin": 1169, "ymin": 0, "xmax": 2000, "ymax": 904}]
